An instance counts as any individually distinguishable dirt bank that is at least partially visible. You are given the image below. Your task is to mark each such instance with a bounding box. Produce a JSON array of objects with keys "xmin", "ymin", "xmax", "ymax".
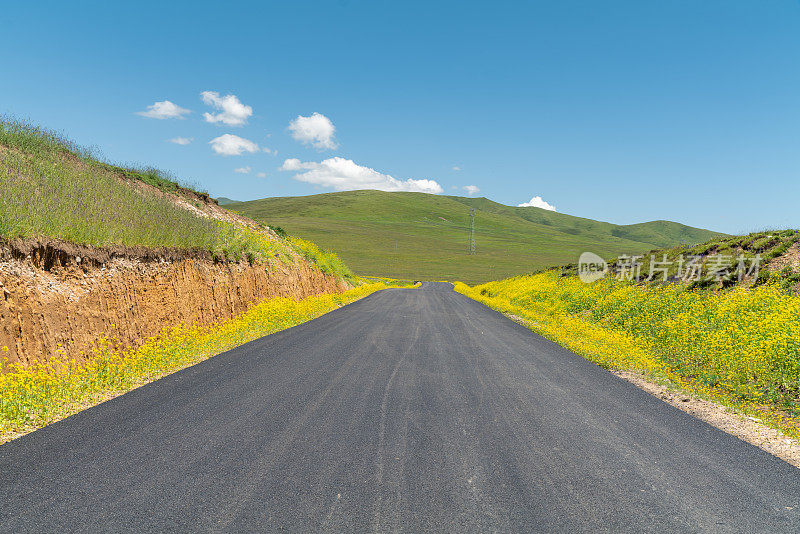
[{"xmin": 0, "ymin": 238, "xmax": 349, "ymax": 368}]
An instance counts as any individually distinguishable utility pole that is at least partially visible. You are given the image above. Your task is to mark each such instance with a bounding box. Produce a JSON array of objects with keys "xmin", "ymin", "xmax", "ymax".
[{"xmin": 468, "ymin": 208, "xmax": 476, "ymax": 255}]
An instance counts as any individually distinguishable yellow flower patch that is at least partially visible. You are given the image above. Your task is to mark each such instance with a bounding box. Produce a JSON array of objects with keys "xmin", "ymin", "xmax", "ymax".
[
  {"xmin": 0, "ymin": 283, "xmax": 386, "ymax": 441},
  {"xmin": 455, "ymin": 273, "xmax": 800, "ymax": 438}
]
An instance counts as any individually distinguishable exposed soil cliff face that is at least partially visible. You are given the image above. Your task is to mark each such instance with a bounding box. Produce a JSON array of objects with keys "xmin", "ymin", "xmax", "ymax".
[{"xmin": 0, "ymin": 238, "xmax": 349, "ymax": 367}]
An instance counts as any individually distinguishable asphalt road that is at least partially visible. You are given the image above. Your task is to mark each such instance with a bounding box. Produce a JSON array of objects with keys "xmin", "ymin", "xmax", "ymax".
[{"xmin": 2, "ymin": 282, "xmax": 799, "ymax": 532}]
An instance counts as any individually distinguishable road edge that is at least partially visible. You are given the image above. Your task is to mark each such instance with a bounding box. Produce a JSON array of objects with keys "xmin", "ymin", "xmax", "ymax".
[{"xmin": 501, "ymin": 311, "xmax": 800, "ymax": 469}]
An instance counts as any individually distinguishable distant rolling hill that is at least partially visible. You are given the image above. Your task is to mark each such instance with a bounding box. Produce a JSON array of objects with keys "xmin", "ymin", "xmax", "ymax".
[{"xmin": 228, "ymin": 190, "xmax": 726, "ymax": 283}]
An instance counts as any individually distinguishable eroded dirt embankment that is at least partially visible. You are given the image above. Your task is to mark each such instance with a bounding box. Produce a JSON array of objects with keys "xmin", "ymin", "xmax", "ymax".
[{"xmin": 0, "ymin": 238, "xmax": 349, "ymax": 367}]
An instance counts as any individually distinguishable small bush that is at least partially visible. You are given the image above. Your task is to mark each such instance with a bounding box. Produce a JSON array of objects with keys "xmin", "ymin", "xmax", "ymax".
[{"xmin": 269, "ymin": 225, "xmax": 288, "ymax": 238}]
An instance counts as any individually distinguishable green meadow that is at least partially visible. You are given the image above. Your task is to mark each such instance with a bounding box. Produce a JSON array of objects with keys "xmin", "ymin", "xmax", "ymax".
[{"xmin": 228, "ymin": 190, "xmax": 725, "ymax": 284}]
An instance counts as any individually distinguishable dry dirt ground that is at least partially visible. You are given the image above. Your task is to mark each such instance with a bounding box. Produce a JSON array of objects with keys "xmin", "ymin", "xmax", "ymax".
[{"xmin": 768, "ymin": 243, "xmax": 800, "ymax": 274}]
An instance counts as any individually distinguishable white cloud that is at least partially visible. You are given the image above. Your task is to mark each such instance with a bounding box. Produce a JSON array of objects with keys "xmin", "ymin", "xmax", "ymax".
[
  {"xmin": 256, "ymin": 172, "xmax": 267, "ymax": 178},
  {"xmin": 209, "ymin": 134, "xmax": 260, "ymax": 156},
  {"xmin": 201, "ymin": 91, "xmax": 253, "ymax": 126},
  {"xmin": 288, "ymin": 112, "xmax": 337, "ymax": 150},
  {"xmin": 452, "ymin": 165, "xmax": 462, "ymax": 171},
  {"xmin": 234, "ymin": 166, "xmax": 251, "ymax": 174},
  {"xmin": 167, "ymin": 136, "xmax": 192, "ymax": 145},
  {"xmin": 463, "ymin": 185, "xmax": 480, "ymax": 196},
  {"xmin": 518, "ymin": 195, "xmax": 557, "ymax": 211},
  {"xmin": 137, "ymin": 100, "xmax": 190, "ymax": 119},
  {"xmin": 280, "ymin": 157, "xmax": 443, "ymax": 194}
]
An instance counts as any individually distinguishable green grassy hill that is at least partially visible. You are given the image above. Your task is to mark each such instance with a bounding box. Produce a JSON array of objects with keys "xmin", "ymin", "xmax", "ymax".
[
  {"xmin": 0, "ymin": 119, "xmax": 353, "ymax": 280},
  {"xmin": 228, "ymin": 190, "xmax": 725, "ymax": 283}
]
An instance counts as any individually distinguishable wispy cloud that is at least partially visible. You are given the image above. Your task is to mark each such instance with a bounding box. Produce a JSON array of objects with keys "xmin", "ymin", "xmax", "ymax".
[
  {"xmin": 280, "ymin": 157, "xmax": 443, "ymax": 194},
  {"xmin": 209, "ymin": 134, "xmax": 260, "ymax": 156},
  {"xmin": 234, "ymin": 166, "xmax": 251, "ymax": 174},
  {"xmin": 201, "ymin": 91, "xmax": 253, "ymax": 126},
  {"xmin": 518, "ymin": 195, "xmax": 557, "ymax": 211},
  {"xmin": 288, "ymin": 112, "xmax": 338, "ymax": 150},
  {"xmin": 452, "ymin": 165, "xmax": 462, "ymax": 171},
  {"xmin": 256, "ymin": 172, "xmax": 267, "ymax": 178},
  {"xmin": 137, "ymin": 100, "xmax": 191, "ymax": 119},
  {"xmin": 463, "ymin": 185, "xmax": 480, "ymax": 196},
  {"xmin": 167, "ymin": 136, "xmax": 192, "ymax": 145}
]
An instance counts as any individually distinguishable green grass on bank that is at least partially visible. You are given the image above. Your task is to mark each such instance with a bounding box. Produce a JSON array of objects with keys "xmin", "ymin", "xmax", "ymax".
[
  {"xmin": 0, "ymin": 117, "xmax": 205, "ymax": 196},
  {"xmin": 290, "ymin": 237, "xmax": 354, "ymax": 278},
  {"xmin": 228, "ymin": 190, "xmax": 725, "ymax": 284},
  {"xmin": 0, "ymin": 118, "xmax": 353, "ymax": 280},
  {"xmin": 0, "ymin": 118, "xmax": 234, "ymax": 251}
]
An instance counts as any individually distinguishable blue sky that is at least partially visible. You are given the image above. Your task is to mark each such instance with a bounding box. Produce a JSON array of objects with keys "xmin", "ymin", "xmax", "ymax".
[{"xmin": 1, "ymin": 1, "xmax": 798, "ymax": 234}]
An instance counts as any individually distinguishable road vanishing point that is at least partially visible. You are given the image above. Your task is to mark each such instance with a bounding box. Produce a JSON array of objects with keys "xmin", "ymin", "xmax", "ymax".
[{"xmin": 2, "ymin": 283, "xmax": 799, "ymax": 532}]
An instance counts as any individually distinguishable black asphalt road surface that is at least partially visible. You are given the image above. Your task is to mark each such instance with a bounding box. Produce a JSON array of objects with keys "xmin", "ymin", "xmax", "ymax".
[{"xmin": 2, "ymin": 282, "xmax": 799, "ymax": 532}]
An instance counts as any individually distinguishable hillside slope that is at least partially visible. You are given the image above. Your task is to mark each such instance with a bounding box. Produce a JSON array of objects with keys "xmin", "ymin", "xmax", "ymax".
[
  {"xmin": 557, "ymin": 229, "xmax": 800, "ymax": 292},
  {"xmin": 0, "ymin": 119, "xmax": 355, "ymax": 367},
  {"xmin": 228, "ymin": 190, "xmax": 725, "ymax": 283}
]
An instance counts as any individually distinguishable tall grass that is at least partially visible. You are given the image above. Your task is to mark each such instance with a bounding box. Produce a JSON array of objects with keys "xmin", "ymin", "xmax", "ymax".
[
  {"xmin": 0, "ymin": 117, "xmax": 201, "ymax": 194},
  {"xmin": 0, "ymin": 118, "xmax": 358, "ymax": 273},
  {"xmin": 2, "ymin": 146, "xmax": 218, "ymax": 248},
  {"xmin": 0, "ymin": 119, "xmax": 251, "ymax": 252},
  {"xmin": 0, "ymin": 283, "xmax": 387, "ymax": 441}
]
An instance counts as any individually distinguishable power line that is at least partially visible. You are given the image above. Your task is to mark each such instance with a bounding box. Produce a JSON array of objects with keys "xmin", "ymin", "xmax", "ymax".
[{"xmin": 468, "ymin": 208, "xmax": 476, "ymax": 255}]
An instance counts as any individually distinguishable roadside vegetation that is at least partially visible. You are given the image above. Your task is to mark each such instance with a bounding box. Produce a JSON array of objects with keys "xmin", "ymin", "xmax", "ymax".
[
  {"xmin": 0, "ymin": 117, "xmax": 205, "ymax": 195},
  {"xmin": 0, "ymin": 118, "xmax": 366, "ymax": 441},
  {"xmin": 0, "ymin": 282, "xmax": 387, "ymax": 441},
  {"xmin": 290, "ymin": 237, "xmax": 354, "ymax": 279},
  {"xmin": 0, "ymin": 118, "xmax": 274, "ymax": 260},
  {"xmin": 455, "ymin": 259, "xmax": 800, "ymax": 438},
  {"xmin": 0, "ymin": 118, "xmax": 354, "ymax": 279}
]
